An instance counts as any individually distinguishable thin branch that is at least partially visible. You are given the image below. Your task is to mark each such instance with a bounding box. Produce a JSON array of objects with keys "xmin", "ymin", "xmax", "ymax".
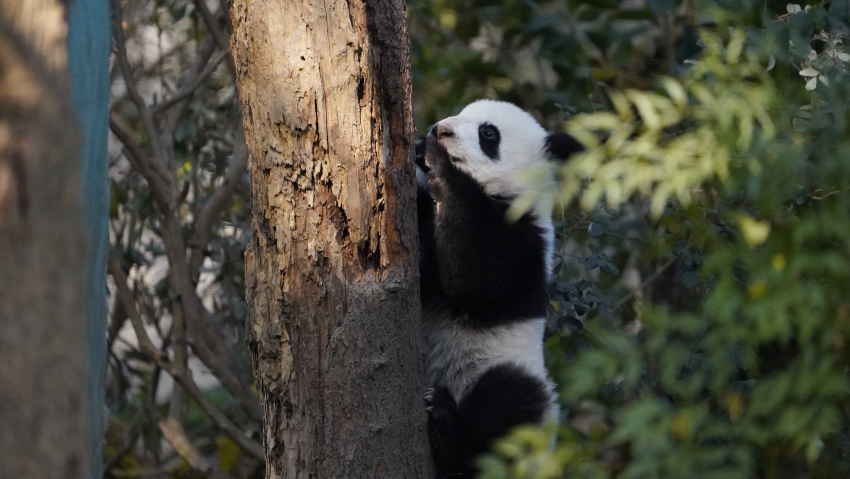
[
  {"xmin": 106, "ymin": 290, "xmax": 127, "ymax": 351},
  {"xmin": 112, "ymin": 7, "xmax": 207, "ymax": 425},
  {"xmin": 108, "ymin": 113, "xmax": 172, "ymax": 210},
  {"xmin": 183, "ymin": 300, "xmax": 264, "ymax": 422},
  {"xmin": 108, "ymin": 255, "xmax": 164, "ymax": 357},
  {"xmin": 166, "ymin": 342, "xmax": 265, "ymax": 460},
  {"xmin": 158, "ymin": 210, "xmax": 263, "ymax": 423},
  {"xmin": 114, "ymin": 110, "xmax": 261, "ymax": 422},
  {"xmin": 111, "ymin": 0, "xmax": 260, "ymax": 425},
  {"xmin": 161, "ymin": 35, "xmax": 217, "ymax": 136},
  {"xmin": 154, "ymin": 48, "xmax": 228, "ymax": 115},
  {"xmin": 155, "ymin": 0, "xmax": 235, "ymax": 135},
  {"xmin": 188, "ymin": 131, "xmax": 249, "ymax": 279},
  {"xmin": 116, "ymin": 95, "xmax": 251, "ymax": 425},
  {"xmin": 192, "ymin": 0, "xmax": 232, "ymax": 59},
  {"xmin": 108, "ymin": 255, "xmax": 264, "ymax": 461},
  {"xmin": 104, "ymin": 415, "xmax": 142, "ymax": 473},
  {"xmin": 111, "ymin": 0, "xmax": 174, "ymax": 198},
  {"xmin": 168, "ymin": 295, "xmax": 189, "ymax": 422}
]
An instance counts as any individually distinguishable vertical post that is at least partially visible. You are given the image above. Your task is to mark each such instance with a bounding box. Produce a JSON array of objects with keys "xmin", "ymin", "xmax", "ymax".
[{"xmin": 67, "ymin": 0, "xmax": 111, "ymax": 476}]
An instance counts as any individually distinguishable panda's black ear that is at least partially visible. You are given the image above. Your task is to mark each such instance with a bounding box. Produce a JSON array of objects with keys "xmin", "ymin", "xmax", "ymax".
[{"xmin": 544, "ymin": 132, "xmax": 584, "ymax": 162}]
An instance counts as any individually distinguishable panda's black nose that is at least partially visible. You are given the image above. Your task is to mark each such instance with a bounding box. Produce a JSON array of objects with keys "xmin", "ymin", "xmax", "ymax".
[{"xmin": 431, "ymin": 123, "xmax": 454, "ymax": 139}]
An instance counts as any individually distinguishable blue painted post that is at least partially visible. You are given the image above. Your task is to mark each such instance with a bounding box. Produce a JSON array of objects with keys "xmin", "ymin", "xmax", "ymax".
[{"xmin": 67, "ymin": 1, "xmax": 111, "ymax": 477}]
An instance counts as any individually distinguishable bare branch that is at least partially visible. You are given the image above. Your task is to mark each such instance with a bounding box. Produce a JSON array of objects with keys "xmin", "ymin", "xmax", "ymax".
[
  {"xmin": 153, "ymin": 48, "xmax": 228, "ymax": 115},
  {"xmin": 111, "ymin": 0, "xmax": 174, "ymax": 197},
  {"xmin": 107, "ymin": 255, "xmax": 165, "ymax": 358},
  {"xmin": 192, "ymin": 0, "xmax": 232, "ymax": 58},
  {"xmin": 108, "ymin": 254, "xmax": 264, "ymax": 461},
  {"xmin": 168, "ymin": 295, "xmax": 189, "ymax": 422},
  {"xmin": 188, "ymin": 131, "xmax": 248, "ymax": 278},
  {"xmin": 183, "ymin": 300, "xmax": 264, "ymax": 422},
  {"xmin": 113, "ymin": 109, "xmax": 261, "ymax": 422},
  {"xmin": 161, "ymin": 35, "xmax": 217, "ymax": 136},
  {"xmin": 108, "ymin": 113, "xmax": 172, "ymax": 210},
  {"xmin": 111, "ymin": 0, "xmax": 261, "ymax": 430},
  {"xmin": 103, "ymin": 414, "xmax": 141, "ymax": 473}
]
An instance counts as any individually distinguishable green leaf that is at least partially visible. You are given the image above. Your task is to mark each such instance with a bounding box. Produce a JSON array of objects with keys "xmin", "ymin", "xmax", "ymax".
[{"xmin": 216, "ymin": 436, "xmax": 243, "ymax": 472}]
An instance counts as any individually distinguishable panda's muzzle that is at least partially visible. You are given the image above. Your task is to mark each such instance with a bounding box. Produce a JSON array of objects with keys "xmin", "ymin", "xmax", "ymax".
[{"xmin": 430, "ymin": 123, "xmax": 455, "ymax": 139}]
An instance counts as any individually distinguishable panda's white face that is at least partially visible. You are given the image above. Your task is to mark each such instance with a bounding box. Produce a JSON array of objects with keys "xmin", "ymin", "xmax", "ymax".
[{"xmin": 432, "ymin": 99, "xmax": 553, "ymax": 199}]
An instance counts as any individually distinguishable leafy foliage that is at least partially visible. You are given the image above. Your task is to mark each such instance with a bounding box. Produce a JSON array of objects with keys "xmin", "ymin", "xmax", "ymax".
[{"xmin": 411, "ymin": 0, "xmax": 850, "ymax": 477}]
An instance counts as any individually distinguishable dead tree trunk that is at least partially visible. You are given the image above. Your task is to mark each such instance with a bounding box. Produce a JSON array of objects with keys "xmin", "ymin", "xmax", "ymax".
[
  {"xmin": 229, "ymin": 0, "xmax": 432, "ymax": 478},
  {"xmin": 0, "ymin": 1, "xmax": 89, "ymax": 478}
]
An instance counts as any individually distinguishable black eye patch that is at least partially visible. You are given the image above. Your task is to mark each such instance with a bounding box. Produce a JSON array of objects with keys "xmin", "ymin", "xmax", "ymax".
[{"xmin": 478, "ymin": 123, "xmax": 500, "ymax": 160}]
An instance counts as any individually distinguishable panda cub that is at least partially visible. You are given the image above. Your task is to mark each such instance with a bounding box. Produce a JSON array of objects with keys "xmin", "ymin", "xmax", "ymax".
[{"xmin": 416, "ymin": 100, "xmax": 583, "ymax": 477}]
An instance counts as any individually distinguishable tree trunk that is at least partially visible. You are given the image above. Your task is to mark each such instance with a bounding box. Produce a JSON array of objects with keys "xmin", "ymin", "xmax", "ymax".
[
  {"xmin": 0, "ymin": 1, "xmax": 89, "ymax": 478},
  {"xmin": 229, "ymin": 0, "xmax": 432, "ymax": 478}
]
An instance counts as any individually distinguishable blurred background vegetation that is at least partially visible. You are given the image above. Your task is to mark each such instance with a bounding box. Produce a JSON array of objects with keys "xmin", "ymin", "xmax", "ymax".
[{"xmin": 107, "ymin": 0, "xmax": 849, "ymax": 477}]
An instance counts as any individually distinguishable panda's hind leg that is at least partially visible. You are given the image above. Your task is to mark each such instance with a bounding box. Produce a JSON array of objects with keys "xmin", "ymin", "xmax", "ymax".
[
  {"xmin": 458, "ymin": 364, "xmax": 552, "ymax": 452},
  {"xmin": 429, "ymin": 364, "xmax": 553, "ymax": 477}
]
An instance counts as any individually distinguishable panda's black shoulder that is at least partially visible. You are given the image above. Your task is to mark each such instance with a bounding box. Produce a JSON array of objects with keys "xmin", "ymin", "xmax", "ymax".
[{"xmin": 414, "ymin": 134, "xmax": 549, "ymax": 326}]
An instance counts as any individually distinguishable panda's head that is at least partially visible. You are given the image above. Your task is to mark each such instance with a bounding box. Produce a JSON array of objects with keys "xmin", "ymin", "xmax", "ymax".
[{"xmin": 428, "ymin": 99, "xmax": 583, "ymax": 199}]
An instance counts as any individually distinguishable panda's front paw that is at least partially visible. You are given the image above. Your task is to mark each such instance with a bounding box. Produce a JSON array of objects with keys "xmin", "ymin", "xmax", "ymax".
[{"xmin": 415, "ymin": 135, "xmax": 428, "ymax": 172}]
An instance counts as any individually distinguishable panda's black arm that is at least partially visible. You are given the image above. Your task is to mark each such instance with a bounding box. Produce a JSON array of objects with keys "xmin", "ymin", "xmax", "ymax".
[
  {"xmin": 429, "ymin": 156, "xmax": 549, "ymax": 325},
  {"xmin": 416, "ymin": 135, "xmax": 442, "ymax": 302}
]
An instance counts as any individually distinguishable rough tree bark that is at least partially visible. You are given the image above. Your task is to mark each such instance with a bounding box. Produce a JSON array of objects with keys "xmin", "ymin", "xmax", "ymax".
[
  {"xmin": 0, "ymin": 1, "xmax": 89, "ymax": 478},
  {"xmin": 230, "ymin": 0, "xmax": 432, "ymax": 478}
]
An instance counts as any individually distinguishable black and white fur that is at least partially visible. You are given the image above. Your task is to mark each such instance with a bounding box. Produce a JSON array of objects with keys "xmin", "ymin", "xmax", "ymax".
[{"xmin": 416, "ymin": 100, "xmax": 583, "ymax": 477}]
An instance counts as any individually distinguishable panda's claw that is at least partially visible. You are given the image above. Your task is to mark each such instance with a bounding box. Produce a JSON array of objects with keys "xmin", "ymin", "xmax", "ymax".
[{"xmin": 424, "ymin": 387, "xmax": 435, "ymax": 403}]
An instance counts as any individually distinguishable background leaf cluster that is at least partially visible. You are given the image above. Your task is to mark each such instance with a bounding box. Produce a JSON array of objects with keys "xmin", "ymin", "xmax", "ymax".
[{"xmin": 409, "ymin": 1, "xmax": 850, "ymax": 478}]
